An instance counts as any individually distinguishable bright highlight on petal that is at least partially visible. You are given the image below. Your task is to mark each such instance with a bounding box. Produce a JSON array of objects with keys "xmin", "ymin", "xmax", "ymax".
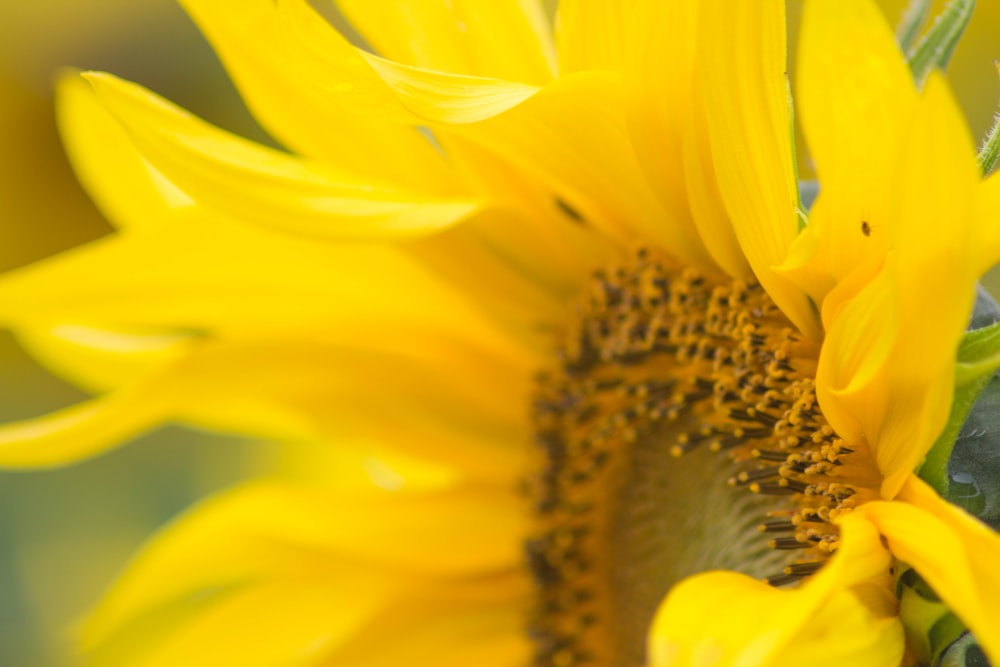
[
  {"xmin": 56, "ymin": 72, "xmax": 192, "ymax": 231},
  {"xmin": 83, "ymin": 72, "xmax": 482, "ymax": 241},
  {"xmin": 357, "ymin": 52, "xmax": 541, "ymax": 124}
]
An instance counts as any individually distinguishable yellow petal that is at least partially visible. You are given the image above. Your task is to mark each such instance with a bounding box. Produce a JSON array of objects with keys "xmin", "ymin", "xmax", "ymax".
[
  {"xmin": 787, "ymin": 0, "xmax": 918, "ymax": 304},
  {"xmin": 619, "ymin": 0, "xmax": 747, "ymax": 279},
  {"xmin": 683, "ymin": 72, "xmax": 754, "ymax": 281},
  {"xmin": 0, "ymin": 330, "xmax": 532, "ymax": 480},
  {"xmin": 83, "ymin": 72, "xmax": 482, "ymax": 241},
  {"xmin": 357, "ymin": 51, "xmax": 541, "ymax": 124},
  {"xmin": 0, "ymin": 214, "xmax": 517, "ymax": 351},
  {"xmin": 426, "ymin": 138, "xmax": 612, "ymax": 299},
  {"xmin": 0, "ymin": 390, "xmax": 168, "ymax": 468},
  {"xmin": 384, "ymin": 68, "xmax": 714, "ymax": 265},
  {"xmin": 85, "ymin": 579, "xmax": 397, "ymax": 667},
  {"xmin": 323, "ymin": 573, "xmax": 531, "ymax": 667},
  {"xmin": 647, "ymin": 515, "xmax": 902, "ymax": 667},
  {"xmin": 555, "ymin": 0, "xmax": 637, "ymax": 73},
  {"xmin": 816, "ymin": 74, "xmax": 982, "ymax": 498},
  {"xmin": 336, "ymin": 0, "xmax": 555, "ymax": 84},
  {"xmin": 696, "ymin": 0, "xmax": 818, "ymax": 339},
  {"xmin": 56, "ymin": 71, "xmax": 191, "ymax": 231},
  {"xmin": 862, "ymin": 476, "xmax": 1000, "ymax": 665},
  {"xmin": 82, "ymin": 481, "xmax": 528, "ymax": 667},
  {"xmin": 81, "ymin": 485, "xmax": 400, "ymax": 665},
  {"xmin": 59, "ymin": 72, "xmax": 561, "ymax": 339},
  {"xmin": 177, "ymin": 0, "xmax": 452, "ymax": 191},
  {"xmin": 15, "ymin": 324, "xmax": 198, "ymax": 393}
]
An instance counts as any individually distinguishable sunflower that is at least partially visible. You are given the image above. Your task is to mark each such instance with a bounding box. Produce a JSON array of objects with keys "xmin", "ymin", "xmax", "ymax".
[{"xmin": 2, "ymin": 0, "xmax": 1000, "ymax": 665}]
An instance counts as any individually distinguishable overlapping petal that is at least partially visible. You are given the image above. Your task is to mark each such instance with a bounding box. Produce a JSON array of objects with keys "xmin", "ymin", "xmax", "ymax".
[
  {"xmin": 177, "ymin": 0, "xmax": 452, "ymax": 190},
  {"xmin": 83, "ymin": 72, "xmax": 481, "ymax": 241},
  {"xmin": 781, "ymin": 0, "xmax": 918, "ymax": 305},
  {"xmin": 621, "ymin": 0, "xmax": 750, "ymax": 281},
  {"xmin": 862, "ymin": 476, "xmax": 1000, "ymax": 664},
  {"xmin": 646, "ymin": 515, "xmax": 903, "ymax": 667},
  {"xmin": 817, "ymin": 74, "xmax": 982, "ymax": 498},
  {"xmin": 335, "ymin": 0, "xmax": 555, "ymax": 84},
  {"xmin": 0, "ymin": 332, "xmax": 533, "ymax": 483},
  {"xmin": 364, "ymin": 58, "xmax": 714, "ymax": 264},
  {"xmin": 56, "ymin": 73, "xmax": 191, "ymax": 231},
  {"xmin": 81, "ymin": 480, "xmax": 529, "ymax": 667},
  {"xmin": 555, "ymin": 0, "xmax": 637, "ymax": 74},
  {"xmin": 696, "ymin": 0, "xmax": 818, "ymax": 340}
]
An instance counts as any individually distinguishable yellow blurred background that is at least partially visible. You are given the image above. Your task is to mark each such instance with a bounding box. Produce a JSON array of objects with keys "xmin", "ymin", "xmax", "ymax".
[{"xmin": 0, "ymin": 1, "xmax": 997, "ymax": 665}]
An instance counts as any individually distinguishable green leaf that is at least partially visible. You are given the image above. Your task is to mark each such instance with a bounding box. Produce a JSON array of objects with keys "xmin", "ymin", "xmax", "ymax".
[
  {"xmin": 907, "ymin": 0, "xmax": 976, "ymax": 88},
  {"xmin": 897, "ymin": 0, "xmax": 932, "ymax": 53}
]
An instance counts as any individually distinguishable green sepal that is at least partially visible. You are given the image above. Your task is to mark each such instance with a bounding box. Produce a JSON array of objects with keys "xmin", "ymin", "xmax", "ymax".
[
  {"xmin": 976, "ymin": 63, "xmax": 1000, "ymax": 176},
  {"xmin": 897, "ymin": 0, "xmax": 932, "ymax": 53},
  {"xmin": 956, "ymin": 320, "xmax": 1000, "ymax": 387},
  {"xmin": 897, "ymin": 562, "xmax": 990, "ymax": 667},
  {"xmin": 907, "ymin": 0, "xmax": 976, "ymax": 88}
]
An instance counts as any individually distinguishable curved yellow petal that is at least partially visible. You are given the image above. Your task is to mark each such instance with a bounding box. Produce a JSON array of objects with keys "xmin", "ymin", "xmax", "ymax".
[
  {"xmin": 409, "ymin": 70, "xmax": 714, "ymax": 265},
  {"xmin": 862, "ymin": 476, "xmax": 1000, "ymax": 665},
  {"xmin": 177, "ymin": 0, "xmax": 452, "ymax": 191},
  {"xmin": 683, "ymin": 73, "xmax": 755, "ymax": 281},
  {"xmin": 647, "ymin": 515, "xmax": 902, "ymax": 667},
  {"xmin": 82, "ymin": 72, "xmax": 482, "ymax": 241},
  {"xmin": 555, "ymin": 0, "xmax": 637, "ymax": 74},
  {"xmin": 0, "ymin": 213, "xmax": 519, "ymax": 352},
  {"xmin": 15, "ymin": 324, "xmax": 198, "ymax": 393},
  {"xmin": 0, "ymin": 390, "xmax": 168, "ymax": 468},
  {"xmin": 787, "ymin": 0, "xmax": 918, "ymax": 303},
  {"xmin": 817, "ymin": 74, "xmax": 982, "ymax": 498},
  {"xmin": 620, "ymin": 0, "xmax": 747, "ymax": 279},
  {"xmin": 83, "ymin": 581, "xmax": 396, "ymax": 667},
  {"xmin": 56, "ymin": 77, "xmax": 561, "ymax": 341},
  {"xmin": 56, "ymin": 72, "xmax": 191, "ymax": 231},
  {"xmin": 696, "ymin": 0, "xmax": 818, "ymax": 340},
  {"xmin": 336, "ymin": 0, "xmax": 555, "ymax": 85},
  {"xmin": 81, "ymin": 488, "xmax": 399, "ymax": 665},
  {"xmin": 425, "ymin": 139, "xmax": 611, "ymax": 299},
  {"xmin": 359, "ymin": 57, "xmax": 699, "ymax": 260},
  {"xmin": 357, "ymin": 52, "xmax": 541, "ymax": 124},
  {"xmin": 0, "ymin": 329, "xmax": 533, "ymax": 478},
  {"xmin": 322, "ymin": 573, "xmax": 531, "ymax": 667},
  {"xmin": 81, "ymin": 481, "xmax": 528, "ymax": 667}
]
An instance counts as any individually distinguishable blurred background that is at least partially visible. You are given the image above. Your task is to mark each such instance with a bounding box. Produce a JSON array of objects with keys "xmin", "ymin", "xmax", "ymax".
[{"xmin": 0, "ymin": 1, "xmax": 997, "ymax": 665}]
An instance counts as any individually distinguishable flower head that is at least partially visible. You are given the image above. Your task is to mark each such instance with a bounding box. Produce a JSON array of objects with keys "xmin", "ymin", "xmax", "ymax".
[{"xmin": 2, "ymin": 0, "xmax": 1000, "ymax": 665}]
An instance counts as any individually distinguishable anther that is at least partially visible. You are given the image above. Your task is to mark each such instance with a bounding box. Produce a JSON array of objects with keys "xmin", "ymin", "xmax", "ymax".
[{"xmin": 769, "ymin": 537, "xmax": 811, "ymax": 550}]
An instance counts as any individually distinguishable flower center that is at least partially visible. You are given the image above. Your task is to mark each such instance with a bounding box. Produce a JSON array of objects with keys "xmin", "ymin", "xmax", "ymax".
[{"xmin": 526, "ymin": 249, "xmax": 881, "ymax": 667}]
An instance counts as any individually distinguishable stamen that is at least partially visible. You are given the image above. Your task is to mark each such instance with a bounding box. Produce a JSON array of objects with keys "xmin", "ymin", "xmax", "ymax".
[{"xmin": 527, "ymin": 249, "xmax": 879, "ymax": 667}]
